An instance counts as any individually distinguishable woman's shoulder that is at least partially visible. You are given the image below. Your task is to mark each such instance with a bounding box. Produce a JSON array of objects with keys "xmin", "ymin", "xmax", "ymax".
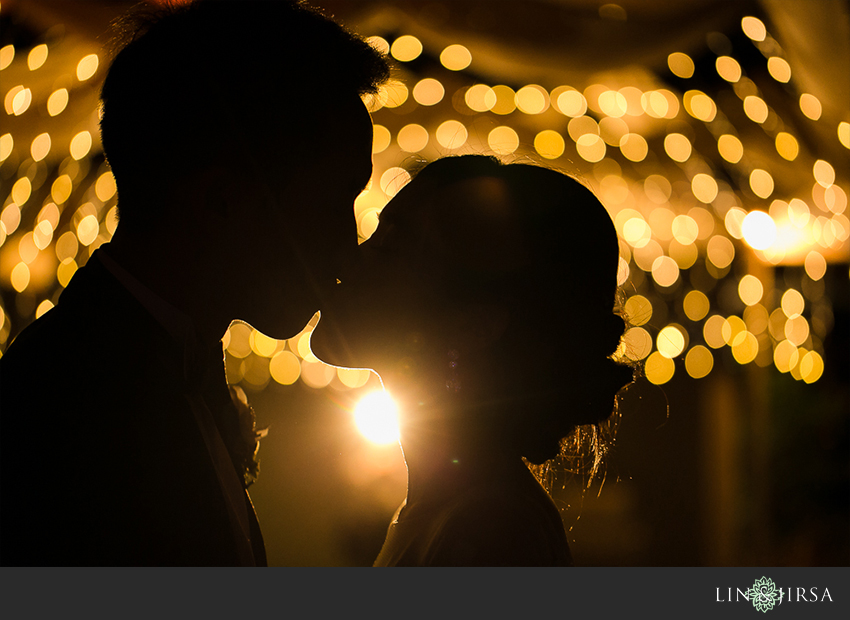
[{"xmin": 423, "ymin": 475, "xmax": 573, "ymax": 566}]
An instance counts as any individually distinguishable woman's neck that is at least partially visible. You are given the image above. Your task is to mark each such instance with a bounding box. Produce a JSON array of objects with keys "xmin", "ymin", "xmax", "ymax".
[{"xmin": 395, "ymin": 397, "xmax": 528, "ymax": 510}]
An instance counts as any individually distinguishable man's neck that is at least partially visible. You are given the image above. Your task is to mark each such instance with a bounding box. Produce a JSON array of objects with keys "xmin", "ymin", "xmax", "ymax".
[{"xmin": 103, "ymin": 231, "xmax": 230, "ymax": 343}]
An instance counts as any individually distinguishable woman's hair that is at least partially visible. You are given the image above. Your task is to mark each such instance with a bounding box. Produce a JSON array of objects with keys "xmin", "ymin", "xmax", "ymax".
[{"xmin": 387, "ymin": 155, "xmax": 632, "ymax": 480}]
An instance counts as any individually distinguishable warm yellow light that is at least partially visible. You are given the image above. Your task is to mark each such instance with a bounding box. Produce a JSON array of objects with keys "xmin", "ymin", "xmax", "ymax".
[
  {"xmin": 18, "ymin": 232, "xmax": 38, "ymax": 264},
  {"xmin": 724, "ymin": 207, "xmax": 747, "ymax": 239},
  {"xmin": 337, "ymin": 367, "xmax": 371, "ymax": 389},
  {"xmin": 804, "ymin": 250, "xmax": 827, "ymax": 280},
  {"xmin": 703, "ymin": 315, "xmax": 727, "ymax": 349},
  {"xmin": 770, "ymin": 307, "xmax": 789, "ymax": 340},
  {"xmin": 412, "ymin": 78, "xmax": 444, "ymax": 106},
  {"xmin": 617, "ymin": 256, "xmax": 630, "ymax": 286},
  {"xmin": 35, "ymin": 299, "xmax": 54, "ymax": 319},
  {"xmin": 784, "ymin": 315, "xmax": 809, "ymax": 346},
  {"xmin": 749, "ymin": 169, "xmax": 774, "ymax": 199},
  {"xmin": 775, "ymin": 132, "xmax": 798, "ymax": 161},
  {"xmin": 390, "ymin": 35, "xmax": 422, "ymax": 62},
  {"xmin": 380, "ymin": 81, "xmax": 408, "ymax": 108},
  {"xmin": 684, "ymin": 90, "xmax": 716, "ymax": 122},
  {"xmin": 598, "ymin": 90, "xmax": 627, "ymax": 117},
  {"xmin": 0, "ymin": 133, "xmax": 12, "ymax": 162},
  {"xmin": 672, "ymin": 214, "xmax": 698, "ymax": 245},
  {"xmin": 731, "ymin": 331, "xmax": 758, "ymax": 364},
  {"xmin": 767, "ymin": 57, "xmax": 791, "ymax": 83},
  {"xmin": 33, "ymin": 220, "xmax": 53, "ymax": 250},
  {"xmin": 435, "ymin": 120, "xmax": 467, "ymax": 150},
  {"xmin": 839, "ymin": 122, "xmax": 850, "ymax": 149},
  {"xmin": 27, "ymin": 44, "xmax": 48, "ymax": 71},
  {"xmin": 741, "ymin": 211, "xmax": 776, "ymax": 250},
  {"xmin": 556, "ymin": 89, "xmax": 587, "ymax": 117},
  {"xmin": 645, "ymin": 351, "xmax": 675, "ymax": 385},
  {"xmin": 619, "ymin": 133, "xmax": 647, "ymax": 162},
  {"xmin": 667, "ymin": 52, "xmax": 694, "ymax": 79},
  {"xmin": 0, "ymin": 44, "xmax": 14, "ymax": 70},
  {"xmin": 644, "ymin": 175, "xmax": 672, "ymax": 204},
  {"xmin": 440, "ymin": 44, "xmax": 471, "ymax": 71},
  {"xmin": 744, "ymin": 304, "xmax": 768, "ymax": 335},
  {"xmin": 76, "ymin": 214, "xmax": 99, "ymax": 246},
  {"xmin": 634, "ymin": 240, "xmax": 663, "ymax": 271},
  {"xmin": 622, "ymin": 216, "xmax": 650, "ymax": 247},
  {"xmin": 515, "ymin": 85, "xmax": 549, "ymax": 114},
  {"xmin": 641, "ymin": 90, "xmax": 678, "ymax": 119},
  {"xmin": 300, "ymin": 359, "xmax": 335, "ymax": 388},
  {"xmin": 813, "ymin": 160, "xmax": 835, "ymax": 188},
  {"xmin": 11, "ymin": 177, "xmax": 32, "ymax": 205},
  {"xmin": 10, "ymin": 86, "xmax": 32, "ymax": 115},
  {"xmin": 10, "ymin": 262, "xmax": 30, "ymax": 292},
  {"xmin": 372, "ymin": 124, "xmax": 391, "ymax": 154},
  {"xmin": 684, "ymin": 290, "xmax": 710, "ymax": 321},
  {"xmin": 534, "ymin": 130, "xmax": 565, "ymax": 160},
  {"xmin": 620, "ymin": 326, "xmax": 652, "ymax": 361},
  {"xmin": 465, "ymin": 85, "xmax": 496, "ymax": 112},
  {"xmin": 799, "ymin": 93, "xmax": 821, "ymax": 120},
  {"xmin": 624, "ymin": 294, "xmax": 652, "ymax": 326},
  {"xmin": 70, "ymin": 131, "xmax": 92, "ymax": 161},
  {"xmin": 600, "ymin": 117, "xmax": 628, "ymax": 146},
  {"xmin": 670, "ymin": 236, "xmax": 699, "ymax": 268},
  {"xmin": 743, "ymin": 96, "xmax": 768, "ymax": 123},
  {"xmin": 738, "ymin": 274, "xmax": 764, "ymax": 306},
  {"xmin": 380, "ymin": 167, "xmax": 410, "ymax": 198},
  {"xmin": 657, "ymin": 325, "xmax": 685, "ymax": 358},
  {"xmin": 105, "ymin": 205, "xmax": 119, "ymax": 237},
  {"xmin": 96, "ymin": 171, "xmax": 117, "ymax": 202},
  {"xmin": 576, "ymin": 134, "xmax": 606, "ymax": 162},
  {"xmin": 664, "ymin": 133, "xmax": 691, "ymax": 162},
  {"xmin": 225, "ymin": 324, "xmax": 251, "ymax": 361},
  {"xmin": 76, "ymin": 53, "xmax": 99, "ymax": 81},
  {"xmin": 47, "ymin": 88, "xmax": 68, "ymax": 116},
  {"xmin": 270, "ymin": 350, "xmax": 301, "ymax": 385},
  {"xmin": 800, "ymin": 350, "xmax": 824, "ymax": 384},
  {"xmin": 568, "ymin": 115, "xmax": 599, "ymax": 141},
  {"xmin": 685, "ymin": 345, "xmax": 713, "ymax": 379},
  {"xmin": 487, "ymin": 126, "xmax": 519, "ymax": 155},
  {"xmin": 354, "ymin": 391, "xmax": 400, "ymax": 444},
  {"xmin": 781, "ymin": 288, "xmax": 804, "ymax": 318},
  {"xmin": 651, "ymin": 256, "xmax": 679, "ymax": 287},
  {"xmin": 397, "ymin": 124, "xmax": 429, "ymax": 152},
  {"xmin": 773, "ymin": 339, "xmax": 798, "ymax": 373},
  {"xmin": 490, "ymin": 85, "xmax": 517, "ymax": 115},
  {"xmin": 741, "ymin": 16, "xmax": 766, "ymax": 41},
  {"xmin": 721, "ymin": 316, "xmax": 746, "ymax": 347},
  {"xmin": 55, "ymin": 231, "xmax": 78, "ymax": 262},
  {"xmin": 57, "ymin": 258, "xmax": 78, "ymax": 287},
  {"xmin": 691, "ymin": 173, "xmax": 718, "ymax": 204},
  {"xmin": 250, "ymin": 330, "xmax": 278, "ymax": 357},
  {"xmin": 716, "ymin": 56, "xmax": 741, "ymax": 82},
  {"xmin": 718, "ymin": 134, "xmax": 743, "ymax": 163},
  {"xmin": 365, "ymin": 36, "xmax": 390, "ymax": 56}
]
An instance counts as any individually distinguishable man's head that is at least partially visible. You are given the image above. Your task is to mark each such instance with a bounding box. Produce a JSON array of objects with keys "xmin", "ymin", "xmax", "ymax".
[{"xmin": 100, "ymin": 0, "xmax": 389, "ymax": 337}]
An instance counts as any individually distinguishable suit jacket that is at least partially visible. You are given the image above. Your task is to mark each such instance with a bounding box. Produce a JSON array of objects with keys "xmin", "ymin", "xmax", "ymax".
[{"xmin": 0, "ymin": 252, "xmax": 266, "ymax": 566}]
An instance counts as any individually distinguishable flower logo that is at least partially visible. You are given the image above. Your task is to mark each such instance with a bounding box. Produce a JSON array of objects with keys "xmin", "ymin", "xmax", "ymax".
[{"xmin": 747, "ymin": 577, "xmax": 784, "ymax": 613}]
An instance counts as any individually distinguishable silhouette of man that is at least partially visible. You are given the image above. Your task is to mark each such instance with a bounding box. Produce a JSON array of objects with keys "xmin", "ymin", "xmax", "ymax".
[{"xmin": 0, "ymin": 0, "xmax": 388, "ymax": 566}]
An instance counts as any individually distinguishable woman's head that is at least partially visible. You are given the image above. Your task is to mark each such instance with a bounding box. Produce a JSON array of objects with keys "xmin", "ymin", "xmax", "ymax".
[{"xmin": 313, "ymin": 155, "xmax": 632, "ymax": 463}]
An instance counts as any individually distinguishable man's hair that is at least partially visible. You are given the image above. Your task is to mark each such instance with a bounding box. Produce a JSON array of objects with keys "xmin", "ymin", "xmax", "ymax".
[{"xmin": 100, "ymin": 0, "xmax": 389, "ymax": 226}]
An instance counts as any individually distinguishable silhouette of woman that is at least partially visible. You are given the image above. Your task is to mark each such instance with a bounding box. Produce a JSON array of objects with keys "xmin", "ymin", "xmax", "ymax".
[{"xmin": 312, "ymin": 155, "xmax": 634, "ymax": 566}]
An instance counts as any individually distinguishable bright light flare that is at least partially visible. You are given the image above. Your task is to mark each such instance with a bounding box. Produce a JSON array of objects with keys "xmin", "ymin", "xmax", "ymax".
[
  {"xmin": 354, "ymin": 391, "xmax": 400, "ymax": 445},
  {"xmin": 741, "ymin": 211, "xmax": 777, "ymax": 250}
]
